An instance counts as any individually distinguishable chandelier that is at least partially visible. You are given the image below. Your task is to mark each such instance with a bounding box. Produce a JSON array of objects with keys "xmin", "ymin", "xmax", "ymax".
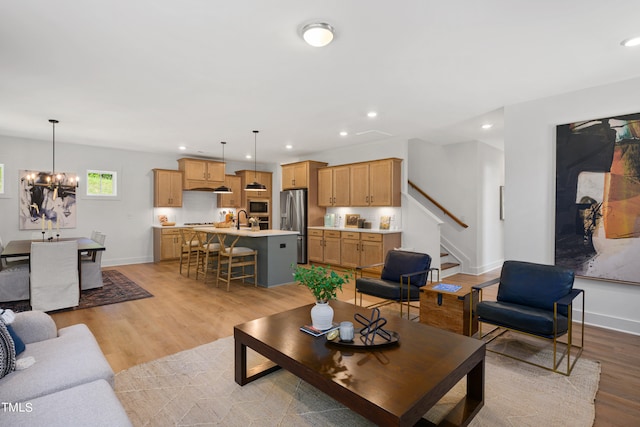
[{"xmin": 22, "ymin": 119, "xmax": 79, "ymax": 200}]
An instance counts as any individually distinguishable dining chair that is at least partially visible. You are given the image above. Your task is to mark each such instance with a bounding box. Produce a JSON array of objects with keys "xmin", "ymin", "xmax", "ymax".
[
  {"xmin": 30, "ymin": 241, "xmax": 79, "ymax": 312},
  {"xmin": 194, "ymin": 231, "xmax": 221, "ymax": 282},
  {"xmin": 81, "ymin": 230, "xmax": 102, "ymax": 261},
  {"xmin": 216, "ymin": 234, "xmax": 257, "ymax": 291},
  {"xmin": 81, "ymin": 232, "xmax": 106, "ymax": 290}
]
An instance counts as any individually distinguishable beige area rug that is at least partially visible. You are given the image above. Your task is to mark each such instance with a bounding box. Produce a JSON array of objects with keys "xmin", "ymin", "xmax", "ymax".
[{"xmin": 115, "ymin": 332, "xmax": 600, "ymax": 427}]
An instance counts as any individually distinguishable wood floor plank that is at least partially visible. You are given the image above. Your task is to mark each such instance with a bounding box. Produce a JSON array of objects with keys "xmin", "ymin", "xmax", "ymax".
[{"xmin": 49, "ymin": 262, "xmax": 640, "ymax": 426}]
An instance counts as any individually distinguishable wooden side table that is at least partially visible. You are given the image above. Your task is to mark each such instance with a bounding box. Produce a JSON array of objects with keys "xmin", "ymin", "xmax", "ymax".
[{"xmin": 420, "ymin": 282, "xmax": 478, "ymax": 336}]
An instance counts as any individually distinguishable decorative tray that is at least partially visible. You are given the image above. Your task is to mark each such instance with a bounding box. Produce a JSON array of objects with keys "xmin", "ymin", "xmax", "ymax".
[{"xmin": 326, "ymin": 331, "xmax": 399, "ymax": 348}]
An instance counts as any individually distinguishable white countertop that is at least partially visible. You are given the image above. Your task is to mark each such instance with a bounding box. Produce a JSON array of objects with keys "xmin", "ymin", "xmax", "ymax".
[
  {"xmin": 308, "ymin": 226, "xmax": 402, "ymax": 234},
  {"xmin": 191, "ymin": 226, "xmax": 299, "ymax": 237}
]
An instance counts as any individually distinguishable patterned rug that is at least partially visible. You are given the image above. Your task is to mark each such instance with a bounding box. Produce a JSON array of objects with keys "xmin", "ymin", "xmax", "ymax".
[
  {"xmin": 115, "ymin": 333, "xmax": 600, "ymax": 427},
  {"xmin": 1, "ymin": 270, "xmax": 153, "ymax": 312}
]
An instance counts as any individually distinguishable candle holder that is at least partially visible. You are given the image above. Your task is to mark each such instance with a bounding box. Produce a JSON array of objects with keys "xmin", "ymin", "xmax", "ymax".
[
  {"xmin": 56, "ymin": 233, "xmax": 60, "ymax": 242},
  {"xmin": 41, "ymin": 231, "xmax": 45, "ymax": 242}
]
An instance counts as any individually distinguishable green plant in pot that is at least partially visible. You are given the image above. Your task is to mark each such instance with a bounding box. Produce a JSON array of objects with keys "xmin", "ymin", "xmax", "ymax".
[{"xmin": 293, "ymin": 264, "xmax": 352, "ymax": 330}]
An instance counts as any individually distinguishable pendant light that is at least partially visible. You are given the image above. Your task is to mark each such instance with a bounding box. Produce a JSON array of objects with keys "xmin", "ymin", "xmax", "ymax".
[
  {"xmin": 245, "ymin": 130, "xmax": 266, "ymax": 191},
  {"xmin": 213, "ymin": 141, "xmax": 232, "ymax": 194}
]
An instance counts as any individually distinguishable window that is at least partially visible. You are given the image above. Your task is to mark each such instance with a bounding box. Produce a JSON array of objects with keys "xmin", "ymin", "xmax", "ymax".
[
  {"xmin": 86, "ymin": 170, "xmax": 117, "ymax": 197},
  {"xmin": 0, "ymin": 163, "xmax": 4, "ymax": 194}
]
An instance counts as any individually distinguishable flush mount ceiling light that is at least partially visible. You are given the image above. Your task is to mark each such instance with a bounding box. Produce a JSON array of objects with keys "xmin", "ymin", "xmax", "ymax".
[
  {"xmin": 302, "ymin": 23, "xmax": 334, "ymax": 47},
  {"xmin": 367, "ymin": 111, "xmax": 378, "ymax": 118},
  {"xmin": 245, "ymin": 130, "xmax": 267, "ymax": 191},
  {"xmin": 213, "ymin": 141, "xmax": 232, "ymax": 194},
  {"xmin": 482, "ymin": 123, "xmax": 493, "ymax": 130},
  {"xmin": 621, "ymin": 36, "xmax": 640, "ymax": 47},
  {"xmin": 339, "ymin": 131, "xmax": 348, "ymax": 136}
]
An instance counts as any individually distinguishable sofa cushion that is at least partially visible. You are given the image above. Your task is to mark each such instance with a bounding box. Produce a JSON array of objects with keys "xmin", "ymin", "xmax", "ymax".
[
  {"xmin": 477, "ymin": 300, "xmax": 569, "ymax": 337},
  {"xmin": 0, "ymin": 321, "xmax": 16, "ymax": 378},
  {"xmin": 356, "ymin": 278, "xmax": 422, "ymax": 301},
  {"xmin": 2, "ymin": 379, "xmax": 132, "ymax": 427},
  {"xmin": 380, "ymin": 250, "xmax": 431, "ymax": 287},
  {"xmin": 0, "ymin": 324, "xmax": 114, "ymax": 402},
  {"xmin": 497, "ymin": 260, "xmax": 574, "ymax": 312}
]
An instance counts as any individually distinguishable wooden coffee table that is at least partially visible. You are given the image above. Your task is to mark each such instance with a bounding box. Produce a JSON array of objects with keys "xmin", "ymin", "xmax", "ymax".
[{"xmin": 234, "ymin": 300, "xmax": 485, "ymax": 426}]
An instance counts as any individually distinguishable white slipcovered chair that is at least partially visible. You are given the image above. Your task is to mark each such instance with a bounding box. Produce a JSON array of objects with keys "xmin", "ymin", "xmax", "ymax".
[
  {"xmin": 81, "ymin": 232, "xmax": 106, "ymax": 290},
  {"xmin": 30, "ymin": 241, "xmax": 79, "ymax": 311},
  {"xmin": 0, "ymin": 237, "xmax": 30, "ymax": 302}
]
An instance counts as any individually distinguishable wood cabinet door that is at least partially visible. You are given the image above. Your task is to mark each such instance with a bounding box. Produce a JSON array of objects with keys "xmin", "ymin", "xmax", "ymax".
[
  {"xmin": 292, "ymin": 163, "xmax": 308, "ymax": 188},
  {"xmin": 160, "ymin": 232, "xmax": 179, "ymax": 260},
  {"xmin": 323, "ymin": 237, "xmax": 342, "ymax": 266},
  {"xmin": 206, "ymin": 161, "xmax": 225, "ymax": 183},
  {"xmin": 317, "ymin": 168, "xmax": 333, "ymax": 207},
  {"xmin": 183, "ymin": 159, "xmax": 207, "ymax": 182},
  {"xmin": 169, "ymin": 171, "xmax": 183, "ymax": 206},
  {"xmin": 333, "ymin": 166, "xmax": 350, "ymax": 206},
  {"xmin": 349, "ymin": 163, "xmax": 370, "ymax": 206},
  {"xmin": 218, "ymin": 175, "xmax": 241, "ymax": 207},
  {"xmin": 360, "ymin": 239, "xmax": 383, "ymax": 266},
  {"xmin": 282, "ymin": 165, "xmax": 295, "ymax": 190},
  {"xmin": 308, "ymin": 235, "xmax": 324, "ymax": 263},
  {"xmin": 155, "ymin": 170, "xmax": 182, "ymax": 207},
  {"xmin": 369, "ymin": 160, "xmax": 393, "ymax": 206},
  {"xmin": 340, "ymin": 238, "xmax": 361, "ymax": 268}
]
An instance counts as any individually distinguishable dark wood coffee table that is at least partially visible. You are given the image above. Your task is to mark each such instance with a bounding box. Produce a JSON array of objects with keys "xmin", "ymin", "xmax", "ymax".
[{"xmin": 234, "ymin": 300, "xmax": 485, "ymax": 426}]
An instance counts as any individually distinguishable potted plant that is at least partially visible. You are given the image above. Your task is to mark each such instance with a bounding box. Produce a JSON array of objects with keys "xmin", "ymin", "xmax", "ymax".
[{"xmin": 293, "ymin": 264, "xmax": 352, "ymax": 330}]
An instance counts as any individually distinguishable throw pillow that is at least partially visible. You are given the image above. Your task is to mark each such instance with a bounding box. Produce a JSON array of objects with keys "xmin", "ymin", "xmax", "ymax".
[
  {"xmin": 0, "ymin": 321, "xmax": 17, "ymax": 378},
  {"xmin": 6, "ymin": 324, "xmax": 25, "ymax": 355}
]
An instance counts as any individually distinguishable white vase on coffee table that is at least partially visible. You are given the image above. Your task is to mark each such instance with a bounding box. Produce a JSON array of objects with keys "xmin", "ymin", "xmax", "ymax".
[{"xmin": 311, "ymin": 300, "xmax": 334, "ymax": 330}]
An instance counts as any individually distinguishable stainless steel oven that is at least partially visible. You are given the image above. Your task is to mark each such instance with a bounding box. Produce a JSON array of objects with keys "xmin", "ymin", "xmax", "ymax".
[{"xmin": 248, "ymin": 199, "xmax": 269, "ymax": 215}]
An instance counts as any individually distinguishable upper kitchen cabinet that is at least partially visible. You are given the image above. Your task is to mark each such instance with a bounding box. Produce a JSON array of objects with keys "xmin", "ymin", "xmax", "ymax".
[
  {"xmin": 281, "ymin": 160, "xmax": 327, "ymax": 190},
  {"xmin": 217, "ymin": 175, "xmax": 242, "ymax": 208},
  {"xmin": 236, "ymin": 170, "xmax": 273, "ymax": 200},
  {"xmin": 349, "ymin": 158, "xmax": 402, "ymax": 207},
  {"xmin": 318, "ymin": 165, "xmax": 350, "ymax": 207},
  {"xmin": 153, "ymin": 169, "xmax": 183, "ymax": 207},
  {"xmin": 177, "ymin": 158, "xmax": 225, "ymax": 191}
]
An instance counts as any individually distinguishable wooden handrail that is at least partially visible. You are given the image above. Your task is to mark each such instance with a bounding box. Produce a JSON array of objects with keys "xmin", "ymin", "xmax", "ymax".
[{"xmin": 408, "ymin": 180, "xmax": 469, "ymax": 229}]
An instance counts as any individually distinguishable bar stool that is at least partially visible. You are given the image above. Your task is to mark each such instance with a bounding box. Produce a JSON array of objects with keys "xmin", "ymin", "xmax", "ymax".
[
  {"xmin": 179, "ymin": 228, "xmax": 200, "ymax": 277},
  {"xmin": 195, "ymin": 231, "xmax": 221, "ymax": 282},
  {"xmin": 216, "ymin": 234, "xmax": 257, "ymax": 291}
]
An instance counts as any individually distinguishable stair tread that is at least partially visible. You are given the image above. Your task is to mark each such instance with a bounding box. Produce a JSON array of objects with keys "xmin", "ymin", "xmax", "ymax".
[
  {"xmin": 441, "ymin": 262, "xmax": 459, "ymax": 270},
  {"xmin": 440, "ymin": 252, "xmax": 448, "ymax": 257}
]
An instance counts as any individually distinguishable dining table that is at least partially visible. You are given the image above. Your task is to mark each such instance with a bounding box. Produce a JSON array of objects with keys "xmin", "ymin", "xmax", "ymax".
[{"xmin": 1, "ymin": 237, "xmax": 106, "ymax": 288}]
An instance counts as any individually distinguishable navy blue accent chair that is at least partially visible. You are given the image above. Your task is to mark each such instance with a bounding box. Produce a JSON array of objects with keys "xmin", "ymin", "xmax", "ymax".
[
  {"xmin": 355, "ymin": 250, "xmax": 431, "ymax": 319},
  {"xmin": 473, "ymin": 260, "xmax": 585, "ymax": 375}
]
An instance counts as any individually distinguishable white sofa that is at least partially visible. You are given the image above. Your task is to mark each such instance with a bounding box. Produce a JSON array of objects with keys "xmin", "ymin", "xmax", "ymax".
[{"xmin": 0, "ymin": 311, "xmax": 131, "ymax": 426}]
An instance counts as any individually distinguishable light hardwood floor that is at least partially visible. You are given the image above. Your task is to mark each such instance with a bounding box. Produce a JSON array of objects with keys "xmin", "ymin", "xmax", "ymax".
[{"xmin": 50, "ymin": 262, "xmax": 640, "ymax": 426}]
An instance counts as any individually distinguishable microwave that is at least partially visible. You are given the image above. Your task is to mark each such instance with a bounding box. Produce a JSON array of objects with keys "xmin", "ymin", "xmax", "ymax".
[{"xmin": 248, "ymin": 199, "xmax": 269, "ymax": 214}]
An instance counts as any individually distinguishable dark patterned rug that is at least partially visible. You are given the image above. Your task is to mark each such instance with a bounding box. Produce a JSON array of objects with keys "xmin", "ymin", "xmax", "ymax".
[{"xmin": 1, "ymin": 270, "xmax": 153, "ymax": 313}]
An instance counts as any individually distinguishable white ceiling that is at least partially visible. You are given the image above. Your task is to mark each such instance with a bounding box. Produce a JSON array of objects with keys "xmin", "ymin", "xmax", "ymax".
[{"xmin": 1, "ymin": 1, "xmax": 639, "ymax": 162}]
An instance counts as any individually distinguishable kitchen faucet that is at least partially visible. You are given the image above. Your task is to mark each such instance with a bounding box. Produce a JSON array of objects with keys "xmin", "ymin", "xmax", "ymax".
[{"xmin": 237, "ymin": 209, "xmax": 248, "ymax": 230}]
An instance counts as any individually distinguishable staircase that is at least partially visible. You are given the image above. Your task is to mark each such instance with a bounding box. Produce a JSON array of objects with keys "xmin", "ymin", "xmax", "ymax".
[{"xmin": 439, "ymin": 249, "xmax": 460, "ymax": 279}]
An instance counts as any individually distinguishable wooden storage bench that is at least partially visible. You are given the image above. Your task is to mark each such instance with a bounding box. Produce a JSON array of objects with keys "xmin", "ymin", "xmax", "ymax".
[{"xmin": 419, "ymin": 282, "xmax": 478, "ymax": 336}]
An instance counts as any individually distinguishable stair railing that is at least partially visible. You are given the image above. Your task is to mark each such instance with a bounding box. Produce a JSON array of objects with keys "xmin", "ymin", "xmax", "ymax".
[{"xmin": 408, "ymin": 180, "xmax": 469, "ymax": 229}]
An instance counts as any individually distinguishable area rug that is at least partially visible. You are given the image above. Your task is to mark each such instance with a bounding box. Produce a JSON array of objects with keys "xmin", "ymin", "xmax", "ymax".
[
  {"xmin": 1, "ymin": 270, "xmax": 153, "ymax": 312},
  {"xmin": 115, "ymin": 334, "xmax": 600, "ymax": 427}
]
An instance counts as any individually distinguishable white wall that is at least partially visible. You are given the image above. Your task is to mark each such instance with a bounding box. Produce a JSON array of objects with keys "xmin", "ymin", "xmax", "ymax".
[
  {"xmin": 504, "ymin": 76, "xmax": 640, "ymax": 335},
  {"xmin": 0, "ymin": 135, "xmax": 265, "ymax": 266},
  {"xmin": 408, "ymin": 139, "xmax": 504, "ymax": 274}
]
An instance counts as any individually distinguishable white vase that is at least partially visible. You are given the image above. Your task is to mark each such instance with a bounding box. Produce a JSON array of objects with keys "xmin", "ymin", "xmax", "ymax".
[{"xmin": 311, "ymin": 300, "xmax": 334, "ymax": 330}]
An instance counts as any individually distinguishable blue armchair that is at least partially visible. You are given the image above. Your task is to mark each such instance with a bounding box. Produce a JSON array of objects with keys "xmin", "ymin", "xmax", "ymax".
[
  {"xmin": 354, "ymin": 250, "xmax": 431, "ymax": 319},
  {"xmin": 473, "ymin": 260, "xmax": 584, "ymax": 375}
]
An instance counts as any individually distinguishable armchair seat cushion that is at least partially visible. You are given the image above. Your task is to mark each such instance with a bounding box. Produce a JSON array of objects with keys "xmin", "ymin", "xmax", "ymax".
[
  {"xmin": 477, "ymin": 300, "xmax": 568, "ymax": 337},
  {"xmin": 356, "ymin": 278, "xmax": 422, "ymax": 302}
]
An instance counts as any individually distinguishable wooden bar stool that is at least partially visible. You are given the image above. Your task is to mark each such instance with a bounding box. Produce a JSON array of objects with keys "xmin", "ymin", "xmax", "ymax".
[
  {"xmin": 216, "ymin": 234, "xmax": 257, "ymax": 291},
  {"xmin": 179, "ymin": 228, "xmax": 200, "ymax": 277},
  {"xmin": 195, "ymin": 231, "xmax": 221, "ymax": 282}
]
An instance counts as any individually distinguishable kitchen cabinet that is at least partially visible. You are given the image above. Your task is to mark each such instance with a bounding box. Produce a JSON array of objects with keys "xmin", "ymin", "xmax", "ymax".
[
  {"xmin": 153, "ymin": 228, "xmax": 183, "ymax": 262},
  {"xmin": 236, "ymin": 170, "xmax": 272, "ymax": 200},
  {"xmin": 178, "ymin": 158, "xmax": 225, "ymax": 190},
  {"xmin": 349, "ymin": 158, "xmax": 402, "ymax": 207},
  {"xmin": 153, "ymin": 169, "xmax": 183, "ymax": 207},
  {"xmin": 318, "ymin": 165, "xmax": 350, "ymax": 207},
  {"xmin": 308, "ymin": 229, "xmax": 341, "ymax": 265},
  {"xmin": 217, "ymin": 175, "xmax": 242, "ymax": 208},
  {"xmin": 281, "ymin": 160, "xmax": 328, "ymax": 190}
]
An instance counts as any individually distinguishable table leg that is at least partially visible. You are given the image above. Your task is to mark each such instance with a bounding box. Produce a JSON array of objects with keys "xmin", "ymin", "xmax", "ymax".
[{"xmin": 234, "ymin": 337, "xmax": 281, "ymax": 386}]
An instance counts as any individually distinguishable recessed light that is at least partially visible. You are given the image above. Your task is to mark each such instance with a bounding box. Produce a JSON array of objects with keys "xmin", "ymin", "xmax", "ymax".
[
  {"xmin": 285, "ymin": 144, "xmax": 293, "ymax": 150},
  {"xmin": 481, "ymin": 124, "xmax": 493, "ymax": 130},
  {"xmin": 367, "ymin": 111, "xmax": 377, "ymax": 118},
  {"xmin": 621, "ymin": 36, "xmax": 640, "ymax": 47},
  {"xmin": 245, "ymin": 154, "xmax": 252, "ymax": 159},
  {"xmin": 178, "ymin": 145, "xmax": 186, "ymax": 150},
  {"xmin": 339, "ymin": 131, "xmax": 348, "ymax": 136}
]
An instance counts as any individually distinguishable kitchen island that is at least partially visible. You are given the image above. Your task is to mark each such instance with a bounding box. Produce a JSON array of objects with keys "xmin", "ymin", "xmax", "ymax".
[{"xmin": 194, "ymin": 227, "xmax": 298, "ymax": 288}]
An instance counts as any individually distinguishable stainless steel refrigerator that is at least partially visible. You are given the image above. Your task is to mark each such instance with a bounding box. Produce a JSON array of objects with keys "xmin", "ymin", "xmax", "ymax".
[{"xmin": 280, "ymin": 189, "xmax": 307, "ymax": 264}]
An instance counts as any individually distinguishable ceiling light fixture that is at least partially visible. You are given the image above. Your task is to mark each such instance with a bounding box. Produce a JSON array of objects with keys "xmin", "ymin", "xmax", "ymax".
[
  {"xmin": 245, "ymin": 130, "xmax": 267, "ymax": 191},
  {"xmin": 482, "ymin": 123, "xmax": 493, "ymax": 129},
  {"xmin": 339, "ymin": 131, "xmax": 348, "ymax": 136},
  {"xmin": 621, "ymin": 36, "xmax": 640, "ymax": 47},
  {"xmin": 285, "ymin": 144, "xmax": 293, "ymax": 150},
  {"xmin": 178, "ymin": 145, "xmax": 186, "ymax": 151},
  {"xmin": 22, "ymin": 119, "xmax": 79, "ymax": 201},
  {"xmin": 302, "ymin": 23, "xmax": 334, "ymax": 47},
  {"xmin": 367, "ymin": 111, "xmax": 378, "ymax": 118},
  {"xmin": 213, "ymin": 141, "xmax": 232, "ymax": 194}
]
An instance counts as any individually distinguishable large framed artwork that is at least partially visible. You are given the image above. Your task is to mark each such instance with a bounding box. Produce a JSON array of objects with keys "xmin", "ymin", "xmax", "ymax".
[
  {"xmin": 19, "ymin": 170, "xmax": 77, "ymax": 230},
  {"xmin": 555, "ymin": 112, "xmax": 640, "ymax": 284}
]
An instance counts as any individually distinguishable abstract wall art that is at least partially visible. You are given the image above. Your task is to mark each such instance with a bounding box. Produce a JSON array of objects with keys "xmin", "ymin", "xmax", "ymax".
[{"xmin": 19, "ymin": 169, "xmax": 77, "ymax": 230}]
